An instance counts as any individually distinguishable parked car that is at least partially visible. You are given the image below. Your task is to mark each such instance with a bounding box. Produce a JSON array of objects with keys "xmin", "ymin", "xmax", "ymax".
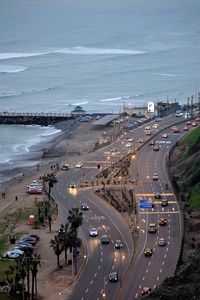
[
  {"xmin": 22, "ymin": 236, "xmax": 37, "ymax": 245},
  {"xmin": 4, "ymin": 249, "xmax": 24, "ymax": 259},
  {"xmin": 28, "ymin": 234, "xmax": 40, "ymax": 241}
]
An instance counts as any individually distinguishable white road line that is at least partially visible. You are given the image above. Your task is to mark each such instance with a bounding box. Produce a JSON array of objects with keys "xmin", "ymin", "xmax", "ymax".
[
  {"xmin": 135, "ymin": 293, "xmax": 138, "ymax": 298},
  {"xmin": 112, "ymin": 265, "xmax": 115, "ymax": 270},
  {"xmin": 90, "ymin": 280, "xmax": 93, "ymax": 285},
  {"xmin": 85, "ymin": 288, "xmax": 89, "ymax": 293},
  {"xmin": 153, "ymin": 284, "xmax": 156, "ymax": 289},
  {"xmin": 94, "ymin": 273, "xmax": 97, "ymax": 277},
  {"xmin": 166, "ymin": 247, "xmax": 169, "ymax": 251},
  {"xmin": 164, "ymin": 254, "xmax": 167, "ymax": 258},
  {"xmin": 98, "ymin": 265, "xmax": 100, "ymax": 270},
  {"xmin": 143, "ymin": 276, "xmax": 145, "ymax": 281},
  {"xmin": 157, "ymin": 276, "xmax": 159, "ymax": 281},
  {"xmin": 139, "ymin": 284, "xmax": 141, "ymax": 289},
  {"xmin": 168, "ymin": 236, "xmax": 171, "ymax": 240},
  {"xmin": 160, "ymin": 269, "xmax": 162, "ymax": 273},
  {"xmin": 162, "ymin": 261, "xmax": 165, "ymax": 266},
  {"xmin": 149, "ymin": 261, "xmax": 151, "ymax": 266},
  {"xmin": 146, "ymin": 269, "xmax": 149, "ymax": 273}
]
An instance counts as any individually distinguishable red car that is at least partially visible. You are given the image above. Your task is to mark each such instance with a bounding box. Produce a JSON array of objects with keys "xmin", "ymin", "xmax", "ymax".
[
  {"xmin": 183, "ymin": 126, "xmax": 189, "ymax": 131},
  {"xmin": 186, "ymin": 121, "xmax": 191, "ymax": 125},
  {"xmin": 173, "ymin": 127, "xmax": 179, "ymax": 133}
]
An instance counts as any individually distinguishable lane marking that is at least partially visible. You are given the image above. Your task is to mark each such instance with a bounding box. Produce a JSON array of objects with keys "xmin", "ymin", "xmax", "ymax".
[{"xmin": 140, "ymin": 211, "xmax": 179, "ymax": 214}]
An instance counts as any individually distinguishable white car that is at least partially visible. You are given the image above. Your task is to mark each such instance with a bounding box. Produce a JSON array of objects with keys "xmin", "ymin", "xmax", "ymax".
[
  {"xmin": 148, "ymin": 223, "xmax": 157, "ymax": 233},
  {"xmin": 89, "ymin": 227, "xmax": 98, "ymax": 237},
  {"xmin": 126, "ymin": 142, "xmax": 132, "ymax": 148},
  {"xmin": 145, "ymin": 126, "xmax": 151, "ymax": 130},
  {"xmin": 152, "ymin": 124, "xmax": 158, "ymax": 129},
  {"xmin": 4, "ymin": 249, "xmax": 24, "ymax": 259},
  {"xmin": 76, "ymin": 162, "xmax": 83, "ymax": 168},
  {"xmin": 152, "ymin": 173, "xmax": 159, "ymax": 180},
  {"xmin": 162, "ymin": 133, "xmax": 168, "ymax": 138}
]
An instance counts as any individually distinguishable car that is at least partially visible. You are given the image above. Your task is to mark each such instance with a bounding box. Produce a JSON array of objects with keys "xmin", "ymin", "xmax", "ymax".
[
  {"xmin": 195, "ymin": 117, "xmax": 200, "ymax": 122},
  {"xmin": 90, "ymin": 227, "xmax": 98, "ymax": 237},
  {"xmin": 159, "ymin": 218, "xmax": 167, "ymax": 226},
  {"xmin": 94, "ymin": 188, "xmax": 100, "ymax": 193},
  {"xmin": 109, "ymin": 272, "xmax": 118, "ymax": 282},
  {"xmin": 81, "ymin": 203, "xmax": 89, "ymax": 210},
  {"xmin": 191, "ymin": 122, "xmax": 197, "ymax": 127},
  {"xmin": 158, "ymin": 238, "xmax": 167, "ymax": 246},
  {"xmin": 152, "ymin": 173, "xmax": 158, "ymax": 180},
  {"xmin": 161, "ymin": 199, "xmax": 168, "ymax": 206},
  {"xmin": 69, "ymin": 182, "xmax": 76, "ymax": 188},
  {"xmin": 145, "ymin": 130, "xmax": 152, "ymax": 136},
  {"xmin": 173, "ymin": 127, "xmax": 179, "ymax": 133},
  {"xmin": 128, "ymin": 138, "xmax": 133, "ymax": 142},
  {"xmin": 152, "ymin": 124, "xmax": 158, "ymax": 129},
  {"xmin": 101, "ymin": 234, "xmax": 109, "ymax": 244},
  {"xmin": 144, "ymin": 248, "xmax": 153, "ymax": 257},
  {"xmin": 162, "ymin": 133, "xmax": 168, "ymax": 138},
  {"xmin": 28, "ymin": 234, "xmax": 40, "ymax": 241},
  {"xmin": 186, "ymin": 121, "xmax": 191, "ymax": 125},
  {"xmin": 148, "ymin": 223, "xmax": 157, "ymax": 233},
  {"xmin": 141, "ymin": 287, "xmax": 152, "ymax": 295},
  {"xmin": 76, "ymin": 162, "xmax": 83, "ymax": 168},
  {"xmin": 4, "ymin": 249, "xmax": 24, "ymax": 259},
  {"xmin": 62, "ymin": 163, "xmax": 70, "ymax": 170},
  {"xmin": 114, "ymin": 240, "xmax": 123, "ymax": 249},
  {"xmin": 13, "ymin": 244, "xmax": 33, "ymax": 253},
  {"xmin": 153, "ymin": 145, "xmax": 159, "ymax": 151},
  {"xmin": 126, "ymin": 142, "xmax": 132, "ymax": 148},
  {"xmin": 183, "ymin": 126, "xmax": 189, "ymax": 131},
  {"xmin": 138, "ymin": 138, "xmax": 144, "ymax": 143},
  {"xmin": 155, "ymin": 192, "xmax": 161, "ymax": 199},
  {"xmin": 149, "ymin": 140, "xmax": 155, "ymax": 146},
  {"xmin": 22, "ymin": 236, "xmax": 37, "ymax": 245},
  {"xmin": 145, "ymin": 126, "xmax": 151, "ymax": 130}
]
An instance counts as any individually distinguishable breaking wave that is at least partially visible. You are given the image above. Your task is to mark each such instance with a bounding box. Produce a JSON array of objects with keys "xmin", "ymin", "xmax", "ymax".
[{"xmin": 0, "ymin": 65, "xmax": 28, "ymax": 73}]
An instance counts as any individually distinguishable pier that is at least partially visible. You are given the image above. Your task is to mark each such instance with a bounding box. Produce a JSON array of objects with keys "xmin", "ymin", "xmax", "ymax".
[{"xmin": 0, "ymin": 112, "xmax": 75, "ymax": 126}]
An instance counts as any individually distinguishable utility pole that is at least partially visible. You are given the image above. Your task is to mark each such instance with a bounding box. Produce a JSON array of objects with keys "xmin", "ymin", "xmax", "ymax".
[{"xmin": 191, "ymin": 95, "xmax": 194, "ymax": 118}]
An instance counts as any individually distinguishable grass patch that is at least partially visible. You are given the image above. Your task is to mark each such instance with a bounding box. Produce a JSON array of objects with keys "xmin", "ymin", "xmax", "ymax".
[
  {"xmin": 188, "ymin": 186, "xmax": 200, "ymax": 210},
  {"xmin": 180, "ymin": 126, "xmax": 200, "ymax": 148},
  {"xmin": 0, "ymin": 235, "xmax": 9, "ymax": 256},
  {"xmin": 18, "ymin": 205, "xmax": 38, "ymax": 222},
  {"xmin": 0, "ymin": 259, "xmax": 16, "ymax": 282}
]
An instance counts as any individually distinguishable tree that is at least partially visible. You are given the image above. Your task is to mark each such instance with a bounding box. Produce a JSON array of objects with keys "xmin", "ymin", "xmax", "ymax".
[
  {"xmin": 58, "ymin": 223, "xmax": 71, "ymax": 264},
  {"xmin": 43, "ymin": 173, "xmax": 57, "ymax": 200},
  {"xmin": 50, "ymin": 235, "xmax": 63, "ymax": 268},
  {"xmin": 67, "ymin": 207, "xmax": 83, "ymax": 232},
  {"xmin": 30, "ymin": 253, "xmax": 41, "ymax": 300}
]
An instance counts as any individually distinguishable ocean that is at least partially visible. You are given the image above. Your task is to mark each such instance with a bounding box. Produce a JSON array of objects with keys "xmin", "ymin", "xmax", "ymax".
[{"xmin": 0, "ymin": 0, "xmax": 200, "ymax": 178}]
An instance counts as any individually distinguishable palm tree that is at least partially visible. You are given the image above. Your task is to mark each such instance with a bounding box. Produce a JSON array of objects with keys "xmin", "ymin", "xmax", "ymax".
[
  {"xmin": 67, "ymin": 207, "xmax": 83, "ymax": 232},
  {"xmin": 58, "ymin": 223, "xmax": 71, "ymax": 264},
  {"xmin": 30, "ymin": 253, "xmax": 41, "ymax": 300},
  {"xmin": 50, "ymin": 235, "xmax": 63, "ymax": 268},
  {"xmin": 43, "ymin": 172, "xmax": 57, "ymax": 200}
]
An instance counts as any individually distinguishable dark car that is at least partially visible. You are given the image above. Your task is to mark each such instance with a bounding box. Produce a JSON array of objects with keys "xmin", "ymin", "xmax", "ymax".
[
  {"xmin": 22, "ymin": 236, "xmax": 37, "ymax": 245},
  {"xmin": 13, "ymin": 244, "xmax": 33, "ymax": 253},
  {"xmin": 144, "ymin": 248, "xmax": 153, "ymax": 257},
  {"xmin": 153, "ymin": 145, "xmax": 159, "ymax": 151},
  {"xmin": 81, "ymin": 203, "xmax": 89, "ymax": 210},
  {"xmin": 161, "ymin": 199, "xmax": 168, "ymax": 206},
  {"xmin": 141, "ymin": 287, "xmax": 152, "ymax": 295},
  {"xmin": 101, "ymin": 235, "xmax": 109, "ymax": 244},
  {"xmin": 109, "ymin": 272, "xmax": 118, "ymax": 282},
  {"xmin": 114, "ymin": 240, "xmax": 123, "ymax": 249},
  {"xmin": 28, "ymin": 234, "xmax": 40, "ymax": 241},
  {"xmin": 154, "ymin": 192, "xmax": 161, "ymax": 199},
  {"xmin": 149, "ymin": 140, "xmax": 155, "ymax": 146}
]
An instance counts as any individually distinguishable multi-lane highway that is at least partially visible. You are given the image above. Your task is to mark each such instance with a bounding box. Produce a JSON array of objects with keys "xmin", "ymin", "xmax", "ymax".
[{"xmin": 51, "ymin": 115, "xmax": 196, "ymax": 300}]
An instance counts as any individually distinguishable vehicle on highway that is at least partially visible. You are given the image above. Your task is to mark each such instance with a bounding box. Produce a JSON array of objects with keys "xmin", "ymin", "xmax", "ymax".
[
  {"xmin": 94, "ymin": 188, "xmax": 100, "ymax": 193},
  {"xmin": 148, "ymin": 223, "xmax": 157, "ymax": 233},
  {"xmin": 154, "ymin": 192, "xmax": 161, "ymax": 199},
  {"xmin": 158, "ymin": 238, "xmax": 167, "ymax": 246},
  {"xmin": 144, "ymin": 248, "xmax": 153, "ymax": 257},
  {"xmin": 62, "ymin": 163, "xmax": 70, "ymax": 170},
  {"xmin": 109, "ymin": 272, "xmax": 118, "ymax": 282},
  {"xmin": 161, "ymin": 199, "xmax": 168, "ymax": 206},
  {"xmin": 159, "ymin": 218, "xmax": 167, "ymax": 226},
  {"xmin": 126, "ymin": 142, "xmax": 132, "ymax": 148},
  {"xmin": 186, "ymin": 121, "xmax": 191, "ymax": 125},
  {"xmin": 138, "ymin": 138, "xmax": 144, "ymax": 143},
  {"xmin": 173, "ymin": 127, "xmax": 179, "ymax": 133},
  {"xmin": 3, "ymin": 249, "xmax": 24, "ymax": 259},
  {"xmin": 153, "ymin": 145, "xmax": 159, "ymax": 151},
  {"xmin": 183, "ymin": 126, "xmax": 189, "ymax": 131},
  {"xmin": 81, "ymin": 203, "xmax": 89, "ymax": 210},
  {"xmin": 141, "ymin": 287, "xmax": 152, "ymax": 295},
  {"xmin": 152, "ymin": 124, "xmax": 158, "ymax": 129},
  {"xmin": 145, "ymin": 130, "xmax": 152, "ymax": 136},
  {"xmin": 149, "ymin": 140, "xmax": 155, "ymax": 146},
  {"xmin": 191, "ymin": 121, "xmax": 197, "ymax": 127},
  {"xmin": 69, "ymin": 182, "xmax": 76, "ymax": 188},
  {"xmin": 152, "ymin": 173, "xmax": 158, "ymax": 180},
  {"xmin": 162, "ymin": 133, "xmax": 168, "ymax": 138},
  {"xmin": 114, "ymin": 240, "xmax": 123, "ymax": 249},
  {"xmin": 128, "ymin": 138, "xmax": 133, "ymax": 142},
  {"xmin": 145, "ymin": 126, "xmax": 151, "ymax": 130},
  {"xmin": 89, "ymin": 228, "xmax": 98, "ymax": 237},
  {"xmin": 101, "ymin": 235, "xmax": 109, "ymax": 244},
  {"xmin": 76, "ymin": 162, "xmax": 84, "ymax": 168},
  {"xmin": 171, "ymin": 125, "xmax": 176, "ymax": 131}
]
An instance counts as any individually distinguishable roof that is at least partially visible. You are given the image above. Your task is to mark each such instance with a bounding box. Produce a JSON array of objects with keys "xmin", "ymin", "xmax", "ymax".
[{"xmin": 93, "ymin": 114, "xmax": 120, "ymax": 126}]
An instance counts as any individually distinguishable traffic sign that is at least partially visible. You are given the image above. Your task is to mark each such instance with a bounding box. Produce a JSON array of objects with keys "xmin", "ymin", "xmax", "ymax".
[{"xmin": 140, "ymin": 199, "xmax": 152, "ymax": 209}]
